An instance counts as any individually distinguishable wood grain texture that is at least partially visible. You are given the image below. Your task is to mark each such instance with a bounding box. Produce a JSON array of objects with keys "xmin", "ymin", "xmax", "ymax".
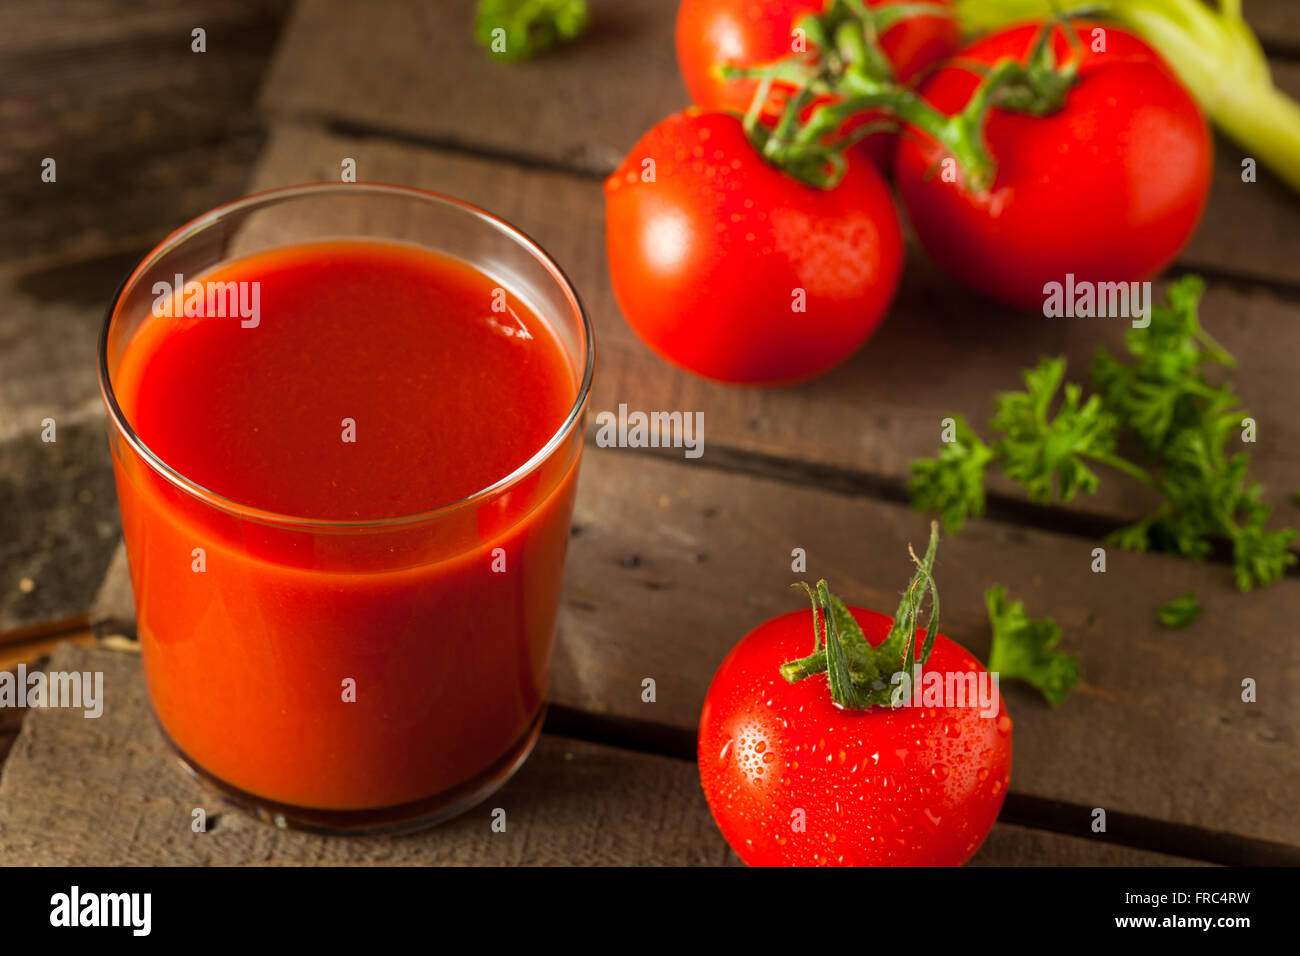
[
  {"xmin": 260, "ymin": 0, "xmax": 685, "ymax": 175},
  {"xmin": 563, "ymin": 451, "xmax": 1300, "ymax": 854},
  {"xmin": 0, "ymin": 645, "xmax": 1203, "ymax": 865},
  {"xmin": 0, "ymin": 256, "xmax": 138, "ymax": 632},
  {"xmin": 0, "ymin": 0, "xmax": 288, "ymax": 265},
  {"xmin": 0, "ymin": 0, "xmax": 291, "ymax": 56},
  {"xmin": 258, "ymin": 0, "xmax": 1300, "ymax": 285},
  {"xmin": 0, "ymin": 421, "xmax": 120, "ymax": 633},
  {"xmin": 91, "ymin": 443, "xmax": 1300, "ymax": 854},
  {"xmin": 244, "ymin": 123, "xmax": 1300, "ymax": 527}
]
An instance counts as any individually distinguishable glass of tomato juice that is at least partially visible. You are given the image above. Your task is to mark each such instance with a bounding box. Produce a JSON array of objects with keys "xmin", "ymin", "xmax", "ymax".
[{"xmin": 97, "ymin": 184, "xmax": 594, "ymax": 832}]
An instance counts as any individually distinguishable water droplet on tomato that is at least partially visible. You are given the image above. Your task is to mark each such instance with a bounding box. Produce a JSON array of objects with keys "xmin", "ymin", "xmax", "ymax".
[
  {"xmin": 943, "ymin": 719, "xmax": 962, "ymax": 738},
  {"xmin": 930, "ymin": 763, "xmax": 949, "ymax": 782},
  {"xmin": 997, "ymin": 714, "xmax": 1013, "ymax": 736}
]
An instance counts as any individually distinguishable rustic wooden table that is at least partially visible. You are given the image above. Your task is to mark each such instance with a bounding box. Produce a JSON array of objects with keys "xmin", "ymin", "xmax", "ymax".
[{"xmin": 1, "ymin": 0, "xmax": 1298, "ymax": 866}]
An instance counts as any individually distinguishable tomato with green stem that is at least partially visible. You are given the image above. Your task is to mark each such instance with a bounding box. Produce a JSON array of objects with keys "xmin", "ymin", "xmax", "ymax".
[
  {"xmin": 675, "ymin": 0, "xmax": 960, "ymax": 168},
  {"xmin": 893, "ymin": 21, "xmax": 1212, "ymax": 311},
  {"xmin": 698, "ymin": 525, "xmax": 1013, "ymax": 866},
  {"xmin": 604, "ymin": 108, "xmax": 903, "ymax": 384}
]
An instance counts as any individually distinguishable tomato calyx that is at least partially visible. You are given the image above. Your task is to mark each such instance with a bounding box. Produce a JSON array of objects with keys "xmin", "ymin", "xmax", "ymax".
[
  {"xmin": 782, "ymin": 521, "xmax": 942, "ymax": 709},
  {"xmin": 723, "ymin": 4, "xmax": 1082, "ymax": 192}
]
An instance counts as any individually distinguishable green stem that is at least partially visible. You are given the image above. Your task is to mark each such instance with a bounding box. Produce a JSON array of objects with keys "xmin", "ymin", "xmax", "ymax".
[
  {"xmin": 749, "ymin": 11, "xmax": 1079, "ymax": 190},
  {"xmin": 1215, "ymin": 79, "xmax": 1300, "ymax": 194},
  {"xmin": 954, "ymin": 0, "xmax": 1300, "ymax": 195},
  {"xmin": 780, "ymin": 524, "xmax": 943, "ymax": 710},
  {"xmin": 1081, "ymin": 449, "xmax": 1169, "ymax": 496},
  {"xmin": 780, "ymin": 652, "xmax": 829, "ymax": 682},
  {"xmin": 1193, "ymin": 324, "xmax": 1236, "ymax": 369}
]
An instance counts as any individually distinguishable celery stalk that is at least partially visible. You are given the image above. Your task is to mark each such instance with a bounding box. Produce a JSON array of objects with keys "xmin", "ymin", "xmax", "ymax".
[{"xmin": 955, "ymin": 0, "xmax": 1300, "ymax": 194}]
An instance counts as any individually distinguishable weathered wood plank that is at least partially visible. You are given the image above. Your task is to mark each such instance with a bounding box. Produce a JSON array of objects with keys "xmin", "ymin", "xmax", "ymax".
[
  {"xmin": 564, "ymin": 451, "xmax": 1300, "ymax": 854},
  {"xmin": 259, "ymin": 0, "xmax": 1300, "ymax": 285},
  {"xmin": 0, "ymin": 256, "xmax": 151, "ymax": 633},
  {"xmin": 0, "ymin": 0, "xmax": 288, "ymax": 264},
  {"xmin": 0, "ymin": 647, "xmax": 735, "ymax": 865},
  {"xmin": 0, "ymin": 645, "xmax": 1204, "ymax": 865},
  {"xmin": 91, "ymin": 444, "xmax": 1300, "ymax": 855},
  {"xmin": 0, "ymin": 0, "xmax": 291, "ymax": 56},
  {"xmin": 260, "ymin": 0, "xmax": 684, "ymax": 175},
  {"xmin": 245, "ymin": 123, "xmax": 1300, "ymax": 528},
  {"xmin": 0, "ymin": 421, "xmax": 120, "ymax": 633},
  {"xmin": 0, "ymin": 257, "xmax": 135, "ymax": 440}
]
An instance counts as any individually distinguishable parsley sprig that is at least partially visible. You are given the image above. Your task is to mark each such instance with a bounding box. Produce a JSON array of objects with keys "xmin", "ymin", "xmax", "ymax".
[
  {"xmin": 985, "ymin": 585, "xmax": 1079, "ymax": 706},
  {"xmin": 910, "ymin": 276, "xmax": 1297, "ymax": 592},
  {"xmin": 475, "ymin": 0, "xmax": 588, "ymax": 62},
  {"xmin": 1156, "ymin": 592, "xmax": 1203, "ymax": 629}
]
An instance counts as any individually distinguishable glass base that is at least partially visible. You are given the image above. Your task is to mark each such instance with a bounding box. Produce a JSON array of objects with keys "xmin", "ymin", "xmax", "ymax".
[{"xmin": 155, "ymin": 705, "xmax": 546, "ymax": 836}]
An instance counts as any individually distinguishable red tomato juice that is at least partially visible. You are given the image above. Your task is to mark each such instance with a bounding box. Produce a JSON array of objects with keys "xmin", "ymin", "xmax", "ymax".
[{"xmin": 108, "ymin": 239, "xmax": 581, "ymax": 812}]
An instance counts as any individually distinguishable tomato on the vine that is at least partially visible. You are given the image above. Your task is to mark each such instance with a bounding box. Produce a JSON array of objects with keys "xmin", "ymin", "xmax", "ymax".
[
  {"xmin": 675, "ymin": 0, "xmax": 960, "ymax": 168},
  {"xmin": 604, "ymin": 109, "xmax": 903, "ymax": 383},
  {"xmin": 894, "ymin": 22, "xmax": 1212, "ymax": 311},
  {"xmin": 698, "ymin": 603, "xmax": 1012, "ymax": 866}
]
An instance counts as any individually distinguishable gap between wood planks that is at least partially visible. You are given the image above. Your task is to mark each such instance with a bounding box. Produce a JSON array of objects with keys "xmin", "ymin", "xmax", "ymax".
[
  {"xmin": 0, "ymin": 636, "xmax": 1260, "ymax": 867},
  {"xmin": 598, "ymin": 437, "xmax": 1300, "ymax": 578},
  {"xmin": 1, "ymin": 617, "xmax": 1284, "ymax": 867},
  {"xmin": 543, "ymin": 703, "xmax": 1300, "ymax": 867}
]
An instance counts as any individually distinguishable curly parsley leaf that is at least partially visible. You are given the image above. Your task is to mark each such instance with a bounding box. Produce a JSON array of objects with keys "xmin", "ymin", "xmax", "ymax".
[
  {"xmin": 910, "ymin": 276, "xmax": 1297, "ymax": 593},
  {"xmin": 475, "ymin": 0, "xmax": 589, "ymax": 62},
  {"xmin": 985, "ymin": 585, "xmax": 1079, "ymax": 707},
  {"xmin": 992, "ymin": 356, "xmax": 1120, "ymax": 504},
  {"xmin": 908, "ymin": 415, "xmax": 994, "ymax": 532},
  {"xmin": 1090, "ymin": 275, "xmax": 1236, "ymax": 455},
  {"xmin": 1156, "ymin": 591, "xmax": 1202, "ymax": 628}
]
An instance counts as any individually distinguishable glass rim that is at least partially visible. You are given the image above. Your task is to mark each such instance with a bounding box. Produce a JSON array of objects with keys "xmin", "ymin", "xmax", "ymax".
[{"xmin": 97, "ymin": 181, "xmax": 596, "ymax": 530}]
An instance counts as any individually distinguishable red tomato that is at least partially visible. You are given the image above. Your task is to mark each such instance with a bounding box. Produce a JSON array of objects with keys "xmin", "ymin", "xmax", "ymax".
[
  {"xmin": 698, "ymin": 605, "xmax": 1012, "ymax": 866},
  {"xmin": 894, "ymin": 22, "xmax": 1212, "ymax": 311},
  {"xmin": 604, "ymin": 109, "xmax": 903, "ymax": 383},
  {"xmin": 675, "ymin": 0, "xmax": 960, "ymax": 168}
]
